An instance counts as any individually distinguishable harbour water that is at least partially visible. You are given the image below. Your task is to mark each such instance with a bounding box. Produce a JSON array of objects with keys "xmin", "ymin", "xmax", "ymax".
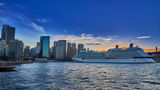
[{"xmin": 0, "ymin": 62, "xmax": 160, "ymax": 90}]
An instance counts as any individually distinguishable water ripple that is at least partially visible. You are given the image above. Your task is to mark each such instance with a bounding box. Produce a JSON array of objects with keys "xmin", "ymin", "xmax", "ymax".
[{"xmin": 0, "ymin": 62, "xmax": 160, "ymax": 89}]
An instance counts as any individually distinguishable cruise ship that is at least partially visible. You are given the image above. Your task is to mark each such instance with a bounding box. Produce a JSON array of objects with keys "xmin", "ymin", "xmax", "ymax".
[{"xmin": 72, "ymin": 44, "xmax": 156, "ymax": 63}]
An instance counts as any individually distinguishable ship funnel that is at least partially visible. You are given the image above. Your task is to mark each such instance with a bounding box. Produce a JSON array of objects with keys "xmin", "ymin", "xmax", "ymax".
[
  {"xmin": 115, "ymin": 45, "xmax": 119, "ymax": 49},
  {"xmin": 130, "ymin": 43, "xmax": 133, "ymax": 48}
]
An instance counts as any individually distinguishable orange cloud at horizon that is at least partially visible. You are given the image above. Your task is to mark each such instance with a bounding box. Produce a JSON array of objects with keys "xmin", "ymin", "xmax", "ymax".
[
  {"xmin": 85, "ymin": 42, "xmax": 104, "ymax": 45},
  {"xmin": 96, "ymin": 45, "xmax": 128, "ymax": 52},
  {"xmin": 96, "ymin": 46, "xmax": 159, "ymax": 53},
  {"xmin": 143, "ymin": 49, "xmax": 160, "ymax": 53}
]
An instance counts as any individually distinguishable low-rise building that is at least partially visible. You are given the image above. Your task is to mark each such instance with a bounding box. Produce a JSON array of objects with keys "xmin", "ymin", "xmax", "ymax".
[{"xmin": 0, "ymin": 40, "xmax": 8, "ymax": 56}]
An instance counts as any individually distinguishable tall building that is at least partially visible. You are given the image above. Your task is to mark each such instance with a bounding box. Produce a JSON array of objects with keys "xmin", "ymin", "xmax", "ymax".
[
  {"xmin": 8, "ymin": 40, "xmax": 24, "ymax": 61},
  {"xmin": 0, "ymin": 24, "xmax": 25, "ymax": 61},
  {"xmin": 53, "ymin": 41, "xmax": 58, "ymax": 59},
  {"xmin": 71, "ymin": 43, "xmax": 77, "ymax": 57},
  {"xmin": 29, "ymin": 42, "xmax": 40, "ymax": 57},
  {"xmin": 50, "ymin": 47, "xmax": 55, "ymax": 59},
  {"xmin": 1, "ymin": 24, "xmax": 15, "ymax": 44},
  {"xmin": 35, "ymin": 42, "xmax": 40, "ymax": 54},
  {"xmin": 54, "ymin": 40, "xmax": 66, "ymax": 60},
  {"xmin": 24, "ymin": 46, "xmax": 30, "ymax": 57},
  {"xmin": 30, "ymin": 48, "xmax": 36, "ymax": 57},
  {"xmin": 72, "ymin": 43, "xmax": 76, "ymax": 48},
  {"xmin": 78, "ymin": 44, "xmax": 84, "ymax": 53},
  {"xmin": 55, "ymin": 47, "xmax": 65, "ymax": 59},
  {"xmin": 67, "ymin": 43, "xmax": 72, "ymax": 59},
  {"xmin": 40, "ymin": 36, "xmax": 50, "ymax": 58}
]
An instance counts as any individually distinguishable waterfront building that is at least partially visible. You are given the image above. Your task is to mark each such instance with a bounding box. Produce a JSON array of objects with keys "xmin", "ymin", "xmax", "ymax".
[
  {"xmin": 67, "ymin": 43, "xmax": 72, "ymax": 59},
  {"xmin": 50, "ymin": 47, "xmax": 55, "ymax": 59},
  {"xmin": 8, "ymin": 40, "xmax": 24, "ymax": 61},
  {"xmin": 66, "ymin": 42, "xmax": 78, "ymax": 59},
  {"xmin": 54, "ymin": 40, "xmax": 66, "ymax": 60},
  {"xmin": 72, "ymin": 43, "xmax": 76, "ymax": 48},
  {"xmin": 1, "ymin": 24, "xmax": 15, "ymax": 44},
  {"xmin": 55, "ymin": 47, "xmax": 65, "ymax": 59},
  {"xmin": 29, "ymin": 42, "xmax": 40, "ymax": 57},
  {"xmin": 30, "ymin": 48, "xmax": 36, "ymax": 57},
  {"xmin": 51, "ymin": 47, "xmax": 55, "ymax": 55},
  {"xmin": 24, "ymin": 46, "xmax": 30, "ymax": 57},
  {"xmin": 40, "ymin": 36, "xmax": 50, "ymax": 58},
  {"xmin": 0, "ymin": 40, "xmax": 8, "ymax": 56},
  {"xmin": 35, "ymin": 42, "xmax": 40, "ymax": 54},
  {"xmin": 71, "ymin": 43, "xmax": 77, "ymax": 57},
  {"xmin": 53, "ymin": 41, "xmax": 58, "ymax": 59},
  {"xmin": 78, "ymin": 44, "xmax": 84, "ymax": 53}
]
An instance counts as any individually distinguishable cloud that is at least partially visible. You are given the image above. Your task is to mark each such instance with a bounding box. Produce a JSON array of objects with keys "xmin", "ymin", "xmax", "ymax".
[
  {"xmin": 36, "ymin": 18, "xmax": 48, "ymax": 23},
  {"xmin": 51, "ymin": 33, "xmax": 117, "ymax": 45},
  {"xmin": 0, "ymin": 2, "xmax": 6, "ymax": 13},
  {"xmin": 63, "ymin": 29, "xmax": 67, "ymax": 32},
  {"xmin": 0, "ymin": 17, "xmax": 8, "ymax": 22},
  {"xmin": 16, "ymin": 15, "xmax": 24, "ymax": 20},
  {"xmin": 31, "ymin": 23, "xmax": 45, "ymax": 33},
  {"xmin": 137, "ymin": 36, "xmax": 151, "ymax": 39},
  {"xmin": 0, "ymin": 2, "xmax": 46, "ymax": 33},
  {"xmin": 0, "ymin": 2, "xmax": 5, "ymax": 7},
  {"xmin": 105, "ymin": 38, "xmax": 112, "ymax": 41},
  {"xmin": 129, "ymin": 40, "xmax": 138, "ymax": 43},
  {"xmin": 85, "ymin": 42, "xmax": 104, "ymax": 45}
]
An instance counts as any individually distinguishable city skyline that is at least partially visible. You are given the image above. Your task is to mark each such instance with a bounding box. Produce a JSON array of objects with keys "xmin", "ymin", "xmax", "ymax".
[
  {"xmin": 0, "ymin": 0, "xmax": 160, "ymax": 51},
  {"xmin": 0, "ymin": 1, "xmax": 160, "ymax": 90}
]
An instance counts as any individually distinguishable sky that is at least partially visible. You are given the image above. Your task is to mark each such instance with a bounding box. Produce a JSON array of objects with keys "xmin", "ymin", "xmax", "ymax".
[{"xmin": 0, "ymin": 0, "xmax": 160, "ymax": 51}]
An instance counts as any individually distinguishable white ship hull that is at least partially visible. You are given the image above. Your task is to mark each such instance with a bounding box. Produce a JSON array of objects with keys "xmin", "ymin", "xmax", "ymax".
[{"xmin": 72, "ymin": 58, "xmax": 156, "ymax": 64}]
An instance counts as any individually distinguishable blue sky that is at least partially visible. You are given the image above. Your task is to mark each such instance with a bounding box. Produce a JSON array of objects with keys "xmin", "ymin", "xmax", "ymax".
[{"xmin": 0, "ymin": 0, "xmax": 160, "ymax": 50}]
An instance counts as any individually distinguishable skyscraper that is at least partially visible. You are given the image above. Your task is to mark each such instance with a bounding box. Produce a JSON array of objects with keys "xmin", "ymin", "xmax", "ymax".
[
  {"xmin": 1, "ymin": 24, "xmax": 15, "ymax": 44},
  {"xmin": 53, "ymin": 41, "xmax": 58, "ymax": 59},
  {"xmin": 67, "ymin": 43, "xmax": 72, "ymax": 59},
  {"xmin": 71, "ymin": 43, "xmax": 77, "ymax": 58},
  {"xmin": 78, "ymin": 44, "xmax": 84, "ymax": 53},
  {"xmin": 72, "ymin": 43, "xmax": 76, "ymax": 49},
  {"xmin": 54, "ymin": 40, "xmax": 66, "ymax": 60},
  {"xmin": 30, "ymin": 48, "xmax": 36, "ymax": 57},
  {"xmin": 35, "ymin": 42, "xmax": 40, "ymax": 54},
  {"xmin": 24, "ymin": 46, "xmax": 30, "ymax": 57},
  {"xmin": 40, "ymin": 36, "xmax": 50, "ymax": 58},
  {"xmin": 50, "ymin": 47, "xmax": 55, "ymax": 59}
]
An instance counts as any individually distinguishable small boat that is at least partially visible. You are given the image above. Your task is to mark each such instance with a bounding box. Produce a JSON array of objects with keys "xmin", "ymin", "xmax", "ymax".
[{"xmin": 0, "ymin": 62, "xmax": 16, "ymax": 71}]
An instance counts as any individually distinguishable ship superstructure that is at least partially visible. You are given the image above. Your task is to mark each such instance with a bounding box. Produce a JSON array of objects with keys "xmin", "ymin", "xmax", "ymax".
[{"xmin": 72, "ymin": 44, "xmax": 155, "ymax": 63}]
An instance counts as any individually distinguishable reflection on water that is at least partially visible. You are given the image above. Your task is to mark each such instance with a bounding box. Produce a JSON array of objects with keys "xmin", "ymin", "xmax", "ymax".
[{"xmin": 0, "ymin": 62, "xmax": 160, "ymax": 89}]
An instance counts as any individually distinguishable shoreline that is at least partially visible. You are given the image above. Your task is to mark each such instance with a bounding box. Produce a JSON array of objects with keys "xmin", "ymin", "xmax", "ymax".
[
  {"xmin": 0, "ymin": 57, "xmax": 160, "ymax": 65},
  {"xmin": 0, "ymin": 60, "xmax": 33, "ymax": 65},
  {"xmin": 0, "ymin": 60, "xmax": 73, "ymax": 65}
]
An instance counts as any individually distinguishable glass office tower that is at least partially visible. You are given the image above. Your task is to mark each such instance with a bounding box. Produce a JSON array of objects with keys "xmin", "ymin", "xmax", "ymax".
[{"xmin": 40, "ymin": 36, "xmax": 50, "ymax": 58}]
